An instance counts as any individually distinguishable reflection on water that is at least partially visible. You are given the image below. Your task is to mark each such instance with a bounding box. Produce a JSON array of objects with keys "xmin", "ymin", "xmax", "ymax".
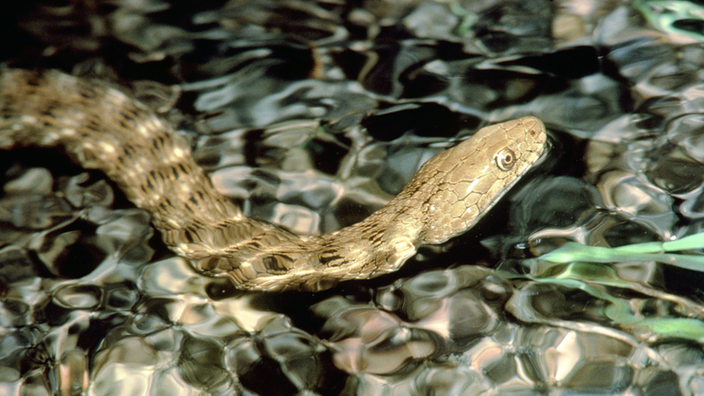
[{"xmin": 2, "ymin": 0, "xmax": 704, "ymax": 394}]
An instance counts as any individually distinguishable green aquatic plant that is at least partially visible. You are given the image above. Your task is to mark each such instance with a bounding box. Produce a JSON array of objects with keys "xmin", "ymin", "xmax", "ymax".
[
  {"xmin": 541, "ymin": 231, "xmax": 704, "ymax": 271},
  {"xmin": 516, "ymin": 232, "xmax": 704, "ymax": 343},
  {"xmin": 635, "ymin": 0, "xmax": 704, "ymax": 42}
]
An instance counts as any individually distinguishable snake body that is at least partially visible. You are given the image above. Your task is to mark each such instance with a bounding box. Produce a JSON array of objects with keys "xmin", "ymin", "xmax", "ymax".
[{"xmin": 0, "ymin": 69, "xmax": 547, "ymax": 291}]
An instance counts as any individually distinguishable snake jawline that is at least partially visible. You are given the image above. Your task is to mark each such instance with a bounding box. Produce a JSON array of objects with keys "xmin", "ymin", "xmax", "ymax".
[{"xmin": 0, "ymin": 69, "xmax": 548, "ymax": 292}]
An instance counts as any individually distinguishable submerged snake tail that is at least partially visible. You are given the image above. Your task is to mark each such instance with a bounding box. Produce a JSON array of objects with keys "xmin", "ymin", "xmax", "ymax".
[{"xmin": 0, "ymin": 69, "xmax": 547, "ymax": 291}]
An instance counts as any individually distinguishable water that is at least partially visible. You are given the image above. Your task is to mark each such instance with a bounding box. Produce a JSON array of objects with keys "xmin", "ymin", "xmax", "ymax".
[{"xmin": 2, "ymin": 0, "xmax": 704, "ymax": 395}]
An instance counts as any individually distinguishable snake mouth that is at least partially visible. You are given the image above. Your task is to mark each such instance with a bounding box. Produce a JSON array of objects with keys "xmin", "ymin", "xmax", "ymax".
[{"xmin": 484, "ymin": 126, "xmax": 550, "ymax": 220}]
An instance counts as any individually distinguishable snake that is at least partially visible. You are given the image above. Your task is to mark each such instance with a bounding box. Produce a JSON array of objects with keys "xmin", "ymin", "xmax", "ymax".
[{"xmin": 0, "ymin": 69, "xmax": 547, "ymax": 291}]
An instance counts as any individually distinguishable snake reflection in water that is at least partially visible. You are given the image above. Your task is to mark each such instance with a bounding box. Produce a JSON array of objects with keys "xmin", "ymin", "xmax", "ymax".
[{"xmin": 0, "ymin": 69, "xmax": 548, "ymax": 291}]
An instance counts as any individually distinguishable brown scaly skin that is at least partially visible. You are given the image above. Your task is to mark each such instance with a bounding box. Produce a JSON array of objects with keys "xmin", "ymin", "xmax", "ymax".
[{"xmin": 0, "ymin": 69, "xmax": 547, "ymax": 291}]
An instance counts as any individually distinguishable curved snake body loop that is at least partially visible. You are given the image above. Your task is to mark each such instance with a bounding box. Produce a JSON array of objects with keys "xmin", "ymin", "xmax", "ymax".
[{"xmin": 0, "ymin": 69, "xmax": 547, "ymax": 291}]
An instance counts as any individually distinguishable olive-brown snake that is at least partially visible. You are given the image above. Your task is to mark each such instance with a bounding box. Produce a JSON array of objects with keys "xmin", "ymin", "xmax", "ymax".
[{"xmin": 0, "ymin": 69, "xmax": 547, "ymax": 291}]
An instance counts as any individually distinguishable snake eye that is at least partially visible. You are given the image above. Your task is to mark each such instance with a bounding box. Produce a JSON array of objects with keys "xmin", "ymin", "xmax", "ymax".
[{"xmin": 495, "ymin": 148, "xmax": 516, "ymax": 171}]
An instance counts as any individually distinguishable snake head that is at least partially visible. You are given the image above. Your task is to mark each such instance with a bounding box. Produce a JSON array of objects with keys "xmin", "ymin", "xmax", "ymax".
[{"xmin": 415, "ymin": 116, "xmax": 548, "ymax": 244}]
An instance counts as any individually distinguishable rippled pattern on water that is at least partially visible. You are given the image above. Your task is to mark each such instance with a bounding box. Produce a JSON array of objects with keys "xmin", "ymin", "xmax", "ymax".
[{"xmin": 2, "ymin": 0, "xmax": 704, "ymax": 395}]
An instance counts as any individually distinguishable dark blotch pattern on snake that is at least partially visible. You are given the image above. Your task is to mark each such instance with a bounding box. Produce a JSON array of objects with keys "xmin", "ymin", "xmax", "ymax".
[{"xmin": 0, "ymin": 69, "xmax": 547, "ymax": 291}]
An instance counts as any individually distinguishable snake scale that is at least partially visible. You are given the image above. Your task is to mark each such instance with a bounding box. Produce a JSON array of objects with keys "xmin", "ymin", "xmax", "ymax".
[{"xmin": 0, "ymin": 69, "xmax": 547, "ymax": 291}]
